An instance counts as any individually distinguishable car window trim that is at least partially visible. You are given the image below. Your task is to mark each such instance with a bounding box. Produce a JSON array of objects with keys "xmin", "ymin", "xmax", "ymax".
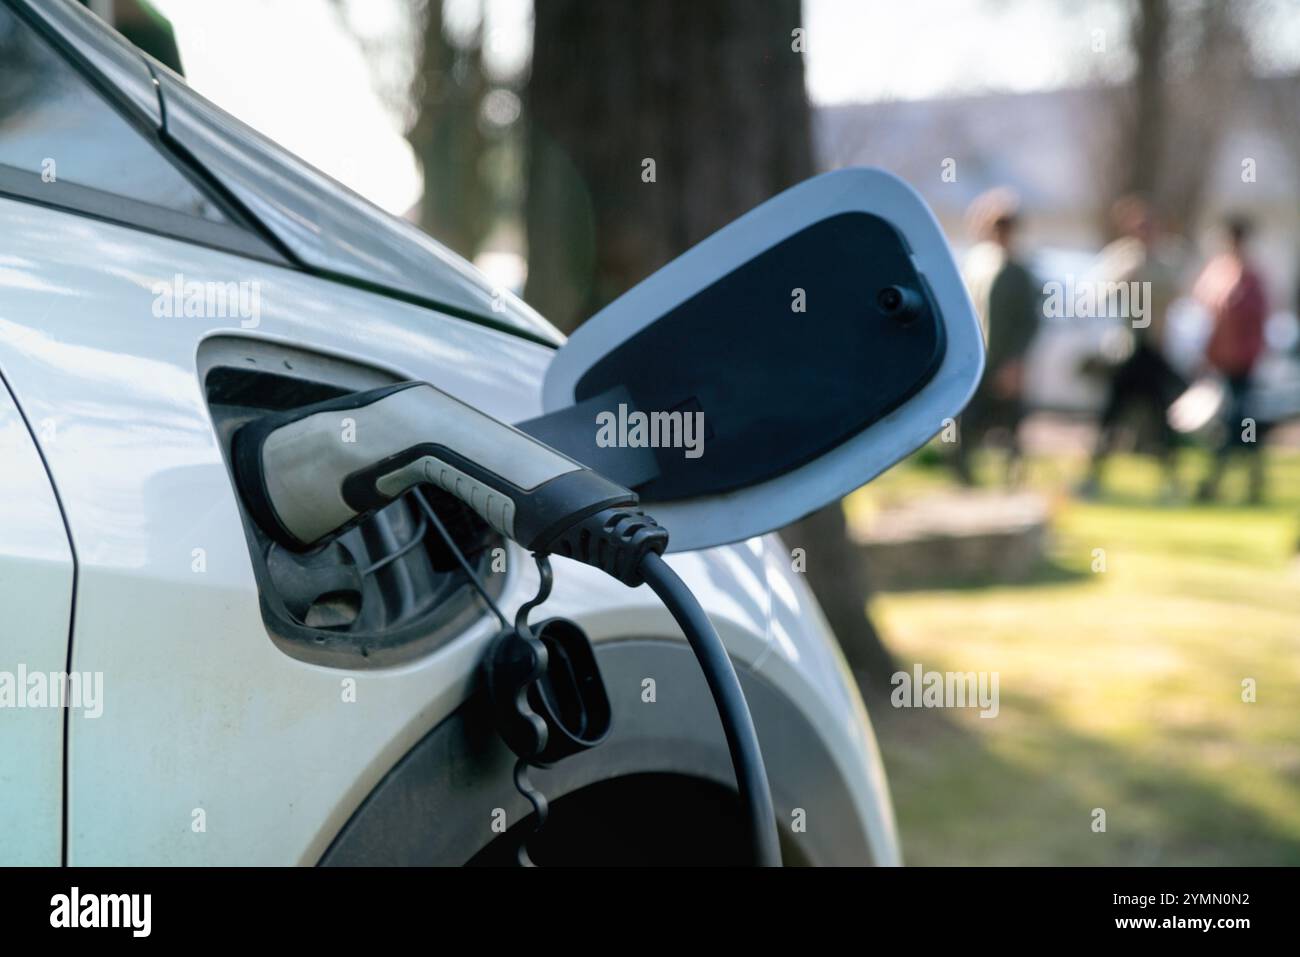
[
  {"xmin": 0, "ymin": 162, "xmax": 291, "ymax": 264},
  {"xmin": 3, "ymin": 0, "xmax": 291, "ymax": 264}
]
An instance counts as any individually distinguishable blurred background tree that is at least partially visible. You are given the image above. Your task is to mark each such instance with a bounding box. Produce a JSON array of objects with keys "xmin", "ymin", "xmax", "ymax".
[
  {"xmin": 523, "ymin": 0, "xmax": 895, "ymax": 686},
  {"xmin": 524, "ymin": 0, "xmax": 811, "ymax": 332},
  {"xmin": 1093, "ymin": 0, "xmax": 1256, "ymax": 234},
  {"xmin": 87, "ymin": 0, "xmax": 183, "ymax": 74},
  {"xmin": 407, "ymin": 0, "xmax": 491, "ymax": 257}
]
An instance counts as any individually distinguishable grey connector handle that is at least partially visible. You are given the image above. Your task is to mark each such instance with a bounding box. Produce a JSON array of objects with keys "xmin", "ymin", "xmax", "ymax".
[
  {"xmin": 233, "ymin": 381, "xmax": 770, "ymax": 863},
  {"xmin": 232, "ymin": 381, "xmax": 648, "ymax": 557}
]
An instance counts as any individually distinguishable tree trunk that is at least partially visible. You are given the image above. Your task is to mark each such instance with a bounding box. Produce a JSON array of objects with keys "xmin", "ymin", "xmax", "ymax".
[
  {"xmin": 526, "ymin": 0, "xmax": 813, "ymax": 331},
  {"xmin": 1095, "ymin": 0, "xmax": 1252, "ymax": 236},
  {"xmin": 1123, "ymin": 0, "xmax": 1169, "ymax": 203},
  {"xmin": 408, "ymin": 0, "xmax": 490, "ymax": 259},
  {"xmin": 783, "ymin": 503, "xmax": 895, "ymax": 685},
  {"xmin": 527, "ymin": 0, "xmax": 895, "ymax": 689}
]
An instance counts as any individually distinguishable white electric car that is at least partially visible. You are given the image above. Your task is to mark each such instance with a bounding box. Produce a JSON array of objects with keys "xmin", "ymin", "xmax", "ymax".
[{"xmin": 0, "ymin": 0, "xmax": 983, "ymax": 866}]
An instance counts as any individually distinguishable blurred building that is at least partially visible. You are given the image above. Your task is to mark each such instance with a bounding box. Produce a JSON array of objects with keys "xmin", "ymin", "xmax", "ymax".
[{"xmin": 815, "ymin": 79, "xmax": 1300, "ymax": 302}]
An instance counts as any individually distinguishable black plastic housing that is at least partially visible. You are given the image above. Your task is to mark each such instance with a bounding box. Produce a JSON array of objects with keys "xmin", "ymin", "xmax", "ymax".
[
  {"xmin": 199, "ymin": 338, "xmax": 505, "ymax": 668},
  {"xmin": 484, "ymin": 617, "xmax": 612, "ymax": 766}
]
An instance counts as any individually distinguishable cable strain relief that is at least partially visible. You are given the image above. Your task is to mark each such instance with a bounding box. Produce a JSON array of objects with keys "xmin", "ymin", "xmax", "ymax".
[{"xmin": 544, "ymin": 506, "xmax": 669, "ymax": 586}]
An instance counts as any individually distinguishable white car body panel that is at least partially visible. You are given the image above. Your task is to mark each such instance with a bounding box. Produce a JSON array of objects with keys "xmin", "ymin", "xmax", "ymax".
[
  {"xmin": 0, "ymin": 372, "xmax": 74, "ymax": 865},
  {"xmin": 0, "ymin": 197, "xmax": 899, "ymax": 865}
]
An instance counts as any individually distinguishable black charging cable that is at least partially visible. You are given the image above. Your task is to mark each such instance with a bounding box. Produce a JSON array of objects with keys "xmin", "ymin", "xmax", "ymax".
[
  {"xmin": 415, "ymin": 489, "xmax": 508, "ymax": 628},
  {"xmin": 638, "ymin": 551, "xmax": 782, "ymax": 867},
  {"xmin": 426, "ymin": 497, "xmax": 781, "ymax": 866},
  {"xmin": 545, "ymin": 506, "xmax": 783, "ymax": 865},
  {"xmin": 499, "ymin": 551, "xmax": 557, "ymax": 867}
]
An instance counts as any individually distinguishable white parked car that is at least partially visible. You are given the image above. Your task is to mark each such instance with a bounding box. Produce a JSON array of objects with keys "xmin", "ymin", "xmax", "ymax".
[{"xmin": 0, "ymin": 0, "xmax": 982, "ymax": 866}]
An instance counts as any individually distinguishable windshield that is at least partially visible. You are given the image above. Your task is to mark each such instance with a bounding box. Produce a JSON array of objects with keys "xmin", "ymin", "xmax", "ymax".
[{"xmin": 152, "ymin": 65, "xmax": 562, "ymax": 347}]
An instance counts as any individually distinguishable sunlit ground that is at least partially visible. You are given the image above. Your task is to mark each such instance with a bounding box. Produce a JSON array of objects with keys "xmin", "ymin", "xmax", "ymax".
[{"xmin": 849, "ymin": 444, "xmax": 1300, "ymax": 865}]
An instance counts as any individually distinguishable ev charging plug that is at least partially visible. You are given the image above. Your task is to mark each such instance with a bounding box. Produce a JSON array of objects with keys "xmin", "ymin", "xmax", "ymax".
[
  {"xmin": 233, "ymin": 381, "xmax": 668, "ymax": 585},
  {"xmin": 232, "ymin": 380, "xmax": 781, "ymax": 866}
]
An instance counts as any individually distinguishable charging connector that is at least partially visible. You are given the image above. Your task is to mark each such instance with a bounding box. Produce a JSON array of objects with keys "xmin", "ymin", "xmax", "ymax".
[{"xmin": 233, "ymin": 381, "xmax": 782, "ymax": 866}]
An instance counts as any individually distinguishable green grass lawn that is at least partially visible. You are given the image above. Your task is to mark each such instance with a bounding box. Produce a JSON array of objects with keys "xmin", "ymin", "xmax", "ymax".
[{"xmin": 851, "ymin": 445, "xmax": 1300, "ymax": 865}]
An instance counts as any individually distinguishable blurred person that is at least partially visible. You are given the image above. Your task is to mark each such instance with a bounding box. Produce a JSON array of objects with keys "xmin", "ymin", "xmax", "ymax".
[
  {"xmin": 1193, "ymin": 215, "xmax": 1269, "ymax": 504},
  {"xmin": 952, "ymin": 188, "xmax": 1041, "ymax": 486},
  {"xmin": 1077, "ymin": 196, "xmax": 1186, "ymax": 501}
]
